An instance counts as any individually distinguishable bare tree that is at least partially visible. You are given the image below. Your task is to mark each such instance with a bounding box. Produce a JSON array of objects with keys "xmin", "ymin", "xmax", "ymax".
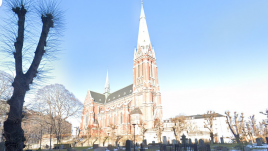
[
  {"xmin": 245, "ymin": 122, "xmax": 253, "ymax": 142},
  {"xmin": 170, "ymin": 115, "xmax": 187, "ymax": 141},
  {"xmin": 249, "ymin": 115, "xmax": 259, "ymax": 137},
  {"xmin": 0, "ymin": 71, "xmax": 13, "ymax": 101},
  {"xmin": 139, "ymin": 120, "xmax": 148, "ymax": 141},
  {"xmin": 203, "ymin": 111, "xmax": 217, "ymax": 144},
  {"xmin": 0, "ymin": 0, "xmax": 64, "ymax": 150},
  {"xmin": 86, "ymin": 125, "xmax": 92, "ymax": 146},
  {"xmin": 21, "ymin": 111, "xmax": 44, "ymax": 149},
  {"xmin": 225, "ymin": 111, "xmax": 246, "ymax": 143},
  {"xmin": 246, "ymin": 115, "xmax": 266, "ymax": 142},
  {"xmin": 154, "ymin": 118, "xmax": 163, "ymax": 143},
  {"xmin": 0, "ymin": 71, "xmax": 13, "ymax": 124},
  {"xmin": 31, "ymin": 84, "xmax": 82, "ymax": 144},
  {"xmin": 108, "ymin": 124, "xmax": 118, "ymax": 146}
]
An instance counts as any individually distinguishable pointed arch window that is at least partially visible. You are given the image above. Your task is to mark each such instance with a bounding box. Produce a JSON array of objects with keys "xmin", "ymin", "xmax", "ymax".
[
  {"xmin": 151, "ymin": 62, "xmax": 153, "ymax": 77},
  {"xmin": 142, "ymin": 63, "xmax": 143, "ymax": 76},
  {"xmin": 138, "ymin": 65, "xmax": 140, "ymax": 77},
  {"xmin": 121, "ymin": 112, "xmax": 123, "ymax": 124},
  {"xmin": 86, "ymin": 112, "xmax": 89, "ymax": 127}
]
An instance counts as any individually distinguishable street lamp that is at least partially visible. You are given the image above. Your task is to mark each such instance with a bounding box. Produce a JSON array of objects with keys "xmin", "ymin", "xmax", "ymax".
[
  {"xmin": 107, "ymin": 132, "xmax": 110, "ymax": 146},
  {"xmin": 132, "ymin": 124, "xmax": 136, "ymax": 151}
]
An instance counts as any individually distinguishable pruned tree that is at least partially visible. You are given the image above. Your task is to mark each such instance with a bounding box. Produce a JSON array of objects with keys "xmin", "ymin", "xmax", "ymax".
[
  {"xmin": 249, "ymin": 115, "xmax": 259, "ymax": 137},
  {"xmin": 115, "ymin": 135, "xmax": 123, "ymax": 147},
  {"xmin": 257, "ymin": 121, "xmax": 265, "ymax": 140},
  {"xmin": 0, "ymin": 0, "xmax": 64, "ymax": 150},
  {"xmin": 203, "ymin": 111, "xmax": 217, "ymax": 144},
  {"xmin": 86, "ymin": 125, "xmax": 92, "ymax": 146},
  {"xmin": 261, "ymin": 120, "xmax": 268, "ymax": 139},
  {"xmin": 170, "ymin": 115, "xmax": 187, "ymax": 141},
  {"xmin": 154, "ymin": 118, "xmax": 163, "ymax": 143},
  {"xmin": 30, "ymin": 84, "xmax": 82, "ymax": 144},
  {"xmin": 247, "ymin": 115, "xmax": 266, "ymax": 142},
  {"xmin": 139, "ymin": 120, "xmax": 148, "ymax": 141},
  {"xmin": 108, "ymin": 124, "xmax": 118, "ymax": 146},
  {"xmin": 225, "ymin": 111, "xmax": 246, "ymax": 143},
  {"xmin": 245, "ymin": 122, "xmax": 253, "ymax": 142}
]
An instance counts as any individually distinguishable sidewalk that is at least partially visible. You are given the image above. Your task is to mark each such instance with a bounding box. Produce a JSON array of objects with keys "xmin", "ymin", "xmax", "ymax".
[{"xmin": 94, "ymin": 147, "xmax": 106, "ymax": 151}]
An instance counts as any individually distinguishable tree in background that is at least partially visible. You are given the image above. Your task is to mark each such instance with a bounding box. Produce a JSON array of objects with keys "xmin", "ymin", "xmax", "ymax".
[
  {"xmin": 261, "ymin": 120, "xmax": 268, "ymax": 139},
  {"xmin": 245, "ymin": 122, "xmax": 253, "ymax": 142},
  {"xmin": 249, "ymin": 115, "xmax": 259, "ymax": 138},
  {"xmin": 247, "ymin": 115, "xmax": 267, "ymax": 142},
  {"xmin": 0, "ymin": 71, "xmax": 13, "ymax": 101},
  {"xmin": 0, "ymin": 71, "xmax": 13, "ymax": 119},
  {"xmin": 31, "ymin": 84, "xmax": 82, "ymax": 144},
  {"xmin": 225, "ymin": 111, "xmax": 246, "ymax": 143},
  {"xmin": 0, "ymin": 0, "xmax": 64, "ymax": 150},
  {"xmin": 203, "ymin": 111, "xmax": 217, "ymax": 144},
  {"xmin": 186, "ymin": 120, "xmax": 198, "ymax": 135},
  {"xmin": 170, "ymin": 115, "xmax": 187, "ymax": 142},
  {"xmin": 21, "ymin": 110, "xmax": 44, "ymax": 149}
]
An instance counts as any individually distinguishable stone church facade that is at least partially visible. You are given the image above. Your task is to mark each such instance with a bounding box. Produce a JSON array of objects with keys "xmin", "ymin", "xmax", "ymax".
[{"xmin": 80, "ymin": 2, "xmax": 162, "ymax": 143}]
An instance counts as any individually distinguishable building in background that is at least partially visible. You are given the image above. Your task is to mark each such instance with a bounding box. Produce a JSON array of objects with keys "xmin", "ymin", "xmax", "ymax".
[
  {"xmin": 0, "ymin": 100, "xmax": 9, "ymax": 142},
  {"xmin": 159, "ymin": 113, "xmax": 232, "ymax": 144},
  {"xmin": 21, "ymin": 108, "xmax": 72, "ymax": 149}
]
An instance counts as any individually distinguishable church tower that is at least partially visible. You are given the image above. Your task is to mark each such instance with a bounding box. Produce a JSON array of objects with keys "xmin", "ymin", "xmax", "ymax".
[
  {"xmin": 104, "ymin": 70, "xmax": 110, "ymax": 99},
  {"xmin": 133, "ymin": 1, "xmax": 162, "ymax": 128}
]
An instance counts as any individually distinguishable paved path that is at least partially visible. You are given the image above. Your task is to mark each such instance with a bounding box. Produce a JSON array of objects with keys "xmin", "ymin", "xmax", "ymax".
[{"xmin": 94, "ymin": 147, "xmax": 106, "ymax": 151}]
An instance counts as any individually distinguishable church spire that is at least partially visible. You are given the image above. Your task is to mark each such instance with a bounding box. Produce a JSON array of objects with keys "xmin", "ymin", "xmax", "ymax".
[
  {"xmin": 137, "ymin": 1, "xmax": 151, "ymax": 48},
  {"xmin": 104, "ymin": 69, "xmax": 110, "ymax": 96}
]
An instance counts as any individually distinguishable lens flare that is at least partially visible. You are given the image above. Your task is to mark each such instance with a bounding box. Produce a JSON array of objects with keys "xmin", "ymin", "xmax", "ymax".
[{"xmin": 0, "ymin": 0, "xmax": 2, "ymax": 7}]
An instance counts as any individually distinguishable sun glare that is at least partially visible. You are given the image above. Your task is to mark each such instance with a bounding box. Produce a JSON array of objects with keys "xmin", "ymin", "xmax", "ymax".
[{"xmin": 0, "ymin": 0, "xmax": 2, "ymax": 7}]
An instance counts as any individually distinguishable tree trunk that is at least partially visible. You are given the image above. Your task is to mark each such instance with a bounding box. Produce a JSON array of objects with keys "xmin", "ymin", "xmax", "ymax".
[
  {"xmin": 210, "ymin": 132, "xmax": 214, "ymax": 144},
  {"xmin": 4, "ymin": 79, "xmax": 27, "ymax": 151},
  {"xmin": 235, "ymin": 134, "xmax": 240, "ymax": 144}
]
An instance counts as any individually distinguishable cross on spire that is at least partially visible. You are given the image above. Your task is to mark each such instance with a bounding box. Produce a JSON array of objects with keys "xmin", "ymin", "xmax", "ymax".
[{"xmin": 141, "ymin": 0, "xmax": 143, "ymax": 4}]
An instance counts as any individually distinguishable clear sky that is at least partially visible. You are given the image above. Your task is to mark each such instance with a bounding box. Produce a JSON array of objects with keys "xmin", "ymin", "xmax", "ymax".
[{"xmin": 0, "ymin": 0, "xmax": 268, "ymax": 129}]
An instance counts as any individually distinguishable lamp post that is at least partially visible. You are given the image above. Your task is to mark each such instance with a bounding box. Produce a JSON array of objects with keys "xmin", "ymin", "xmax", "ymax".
[
  {"xmin": 107, "ymin": 132, "xmax": 110, "ymax": 146},
  {"xmin": 132, "ymin": 124, "xmax": 136, "ymax": 151}
]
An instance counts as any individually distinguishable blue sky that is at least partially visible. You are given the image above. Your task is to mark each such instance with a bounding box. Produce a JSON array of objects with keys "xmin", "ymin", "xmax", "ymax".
[{"xmin": 0, "ymin": 0, "xmax": 268, "ymax": 125}]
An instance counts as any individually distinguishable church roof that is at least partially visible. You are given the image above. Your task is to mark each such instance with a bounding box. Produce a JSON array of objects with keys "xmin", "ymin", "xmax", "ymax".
[
  {"xmin": 106, "ymin": 84, "xmax": 133, "ymax": 103},
  {"xmin": 91, "ymin": 84, "xmax": 133, "ymax": 104},
  {"xmin": 90, "ymin": 91, "xmax": 106, "ymax": 104},
  {"xmin": 187, "ymin": 113, "xmax": 225, "ymax": 119}
]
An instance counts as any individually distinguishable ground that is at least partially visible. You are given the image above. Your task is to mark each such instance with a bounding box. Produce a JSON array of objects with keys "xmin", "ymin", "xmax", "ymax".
[{"xmin": 23, "ymin": 147, "xmax": 94, "ymax": 151}]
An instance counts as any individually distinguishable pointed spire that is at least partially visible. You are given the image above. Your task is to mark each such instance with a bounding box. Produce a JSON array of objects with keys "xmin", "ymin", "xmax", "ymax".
[
  {"xmin": 104, "ymin": 69, "xmax": 110, "ymax": 94},
  {"xmin": 137, "ymin": 1, "xmax": 151, "ymax": 49}
]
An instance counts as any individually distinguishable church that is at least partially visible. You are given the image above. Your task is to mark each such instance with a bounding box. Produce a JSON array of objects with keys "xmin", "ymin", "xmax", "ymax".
[{"xmin": 80, "ymin": 2, "xmax": 163, "ymax": 144}]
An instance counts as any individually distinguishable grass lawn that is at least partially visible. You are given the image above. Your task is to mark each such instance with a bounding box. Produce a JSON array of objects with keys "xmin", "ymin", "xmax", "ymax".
[
  {"xmin": 211, "ymin": 143, "xmax": 245, "ymax": 149},
  {"xmin": 23, "ymin": 147, "xmax": 94, "ymax": 151}
]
